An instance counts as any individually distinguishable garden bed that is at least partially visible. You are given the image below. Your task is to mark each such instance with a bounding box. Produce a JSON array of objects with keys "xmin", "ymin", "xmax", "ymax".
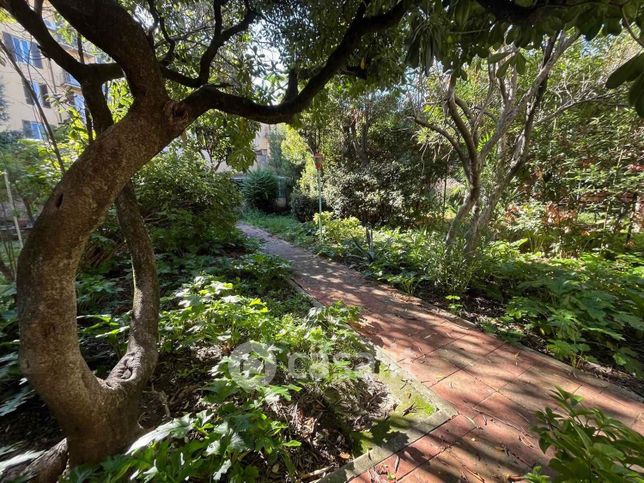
[{"xmin": 0, "ymin": 247, "xmax": 453, "ymax": 482}]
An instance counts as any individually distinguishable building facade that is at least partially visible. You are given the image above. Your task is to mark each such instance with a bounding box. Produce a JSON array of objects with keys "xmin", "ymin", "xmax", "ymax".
[{"xmin": 0, "ymin": 9, "xmax": 85, "ymax": 139}]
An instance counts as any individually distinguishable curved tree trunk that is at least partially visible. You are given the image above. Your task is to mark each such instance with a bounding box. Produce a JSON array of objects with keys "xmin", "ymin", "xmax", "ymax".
[
  {"xmin": 464, "ymin": 188, "xmax": 503, "ymax": 254},
  {"xmin": 16, "ymin": 97, "xmax": 189, "ymax": 466},
  {"xmin": 445, "ymin": 182, "xmax": 480, "ymax": 246}
]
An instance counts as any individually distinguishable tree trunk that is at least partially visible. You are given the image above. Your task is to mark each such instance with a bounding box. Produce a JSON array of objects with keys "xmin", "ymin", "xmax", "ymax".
[
  {"xmin": 464, "ymin": 188, "xmax": 503, "ymax": 254},
  {"xmin": 18, "ymin": 192, "xmax": 36, "ymax": 225},
  {"xmin": 16, "ymin": 98, "xmax": 188, "ymax": 466},
  {"xmin": 445, "ymin": 182, "xmax": 480, "ymax": 246}
]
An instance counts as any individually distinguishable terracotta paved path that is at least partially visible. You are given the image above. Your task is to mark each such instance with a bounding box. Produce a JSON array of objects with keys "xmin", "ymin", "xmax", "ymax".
[{"xmin": 239, "ymin": 224, "xmax": 644, "ymax": 482}]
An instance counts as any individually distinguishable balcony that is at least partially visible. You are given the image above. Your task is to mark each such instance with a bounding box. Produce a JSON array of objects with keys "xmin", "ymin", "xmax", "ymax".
[{"xmin": 62, "ymin": 71, "xmax": 80, "ymax": 88}]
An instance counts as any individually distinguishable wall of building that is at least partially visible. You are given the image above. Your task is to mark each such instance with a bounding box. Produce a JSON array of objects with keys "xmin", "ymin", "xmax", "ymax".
[{"xmin": 0, "ymin": 7, "xmax": 86, "ymax": 138}]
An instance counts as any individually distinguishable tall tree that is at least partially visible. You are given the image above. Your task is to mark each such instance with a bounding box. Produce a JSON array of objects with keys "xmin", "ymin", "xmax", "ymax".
[
  {"xmin": 0, "ymin": 0, "xmax": 639, "ymax": 475},
  {"xmin": 414, "ymin": 33, "xmax": 579, "ymax": 251}
]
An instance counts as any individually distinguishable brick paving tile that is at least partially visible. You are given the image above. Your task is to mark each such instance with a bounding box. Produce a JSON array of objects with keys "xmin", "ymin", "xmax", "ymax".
[
  {"xmin": 430, "ymin": 370, "xmax": 497, "ymax": 418},
  {"xmin": 399, "ymin": 453, "xmax": 466, "ymax": 482},
  {"xmin": 398, "ymin": 354, "xmax": 462, "ymax": 386},
  {"xmin": 369, "ymin": 416, "xmax": 477, "ymax": 481},
  {"xmin": 463, "ymin": 350, "xmax": 529, "ymax": 390},
  {"xmin": 239, "ymin": 224, "xmax": 644, "ymax": 482},
  {"xmin": 472, "ymin": 391, "xmax": 541, "ymax": 430}
]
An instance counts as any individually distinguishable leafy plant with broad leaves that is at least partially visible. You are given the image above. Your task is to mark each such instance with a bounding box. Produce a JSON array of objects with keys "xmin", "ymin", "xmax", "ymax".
[
  {"xmin": 62, "ymin": 268, "xmax": 370, "ymax": 481},
  {"xmin": 526, "ymin": 387, "xmax": 644, "ymax": 482},
  {"xmin": 478, "ymin": 240, "xmax": 643, "ymax": 374}
]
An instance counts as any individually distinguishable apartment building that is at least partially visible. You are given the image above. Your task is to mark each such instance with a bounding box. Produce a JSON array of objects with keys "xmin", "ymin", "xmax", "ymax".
[{"xmin": 0, "ymin": 11, "xmax": 85, "ymax": 139}]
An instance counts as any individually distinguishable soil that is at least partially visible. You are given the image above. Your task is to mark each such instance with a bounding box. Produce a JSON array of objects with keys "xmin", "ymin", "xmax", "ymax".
[{"xmin": 0, "ymin": 249, "xmax": 398, "ymax": 481}]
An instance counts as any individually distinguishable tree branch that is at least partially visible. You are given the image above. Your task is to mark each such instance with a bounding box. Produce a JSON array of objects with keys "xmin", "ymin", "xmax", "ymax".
[
  {"xmin": 183, "ymin": 0, "xmax": 414, "ymax": 123},
  {"xmin": 197, "ymin": 0, "xmax": 256, "ymax": 84},
  {"xmin": 446, "ymin": 72, "xmax": 479, "ymax": 169},
  {"xmin": 146, "ymin": 0, "xmax": 176, "ymax": 65},
  {"xmin": 413, "ymin": 113, "xmax": 467, "ymax": 164},
  {"xmin": 49, "ymin": 0, "xmax": 166, "ymax": 101},
  {"xmin": 0, "ymin": 0, "xmax": 122, "ymax": 84}
]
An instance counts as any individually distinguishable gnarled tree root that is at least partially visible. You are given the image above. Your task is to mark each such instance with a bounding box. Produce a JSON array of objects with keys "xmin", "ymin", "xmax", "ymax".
[{"xmin": 3, "ymin": 440, "xmax": 67, "ymax": 483}]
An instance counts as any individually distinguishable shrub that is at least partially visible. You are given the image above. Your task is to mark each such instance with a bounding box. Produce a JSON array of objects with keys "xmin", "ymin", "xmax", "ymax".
[
  {"xmin": 135, "ymin": 152, "xmax": 242, "ymax": 254},
  {"xmin": 526, "ymin": 388, "xmax": 644, "ymax": 482},
  {"xmin": 312, "ymin": 212, "xmax": 478, "ymax": 295},
  {"xmin": 290, "ymin": 189, "xmax": 322, "ymax": 222},
  {"xmin": 475, "ymin": 241, "xmax": 644, "ymax": 374},
  {"xmin": 242, "ymin": 170, "xmax": 278, "ymax": 212}
]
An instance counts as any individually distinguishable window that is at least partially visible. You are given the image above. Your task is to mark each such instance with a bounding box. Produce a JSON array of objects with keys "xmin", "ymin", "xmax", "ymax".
[
  {"xmin": 22, "ymin": 80, "xmax": 33, "ymax": 105},
  {"xmin": 43, "ymin": 18, "xmax": 57, "ymax": 30},
  {"xmin": 2, "ymin": 33, "xmax": 43, "ymax": 68},
  {"xmin": 62, "ymin": 71, "xmax": 80, "ymax": 87},
  {"xmin": 22, "ymin": 120, "xmax": 46, "ymax": 140},
  {"xmin": 22, "ymin": 81, "xmax": 50, "ymax": 108},
  {"xmin": 72, "ymin": 94, "xmax": 85, "ymax": 114}
]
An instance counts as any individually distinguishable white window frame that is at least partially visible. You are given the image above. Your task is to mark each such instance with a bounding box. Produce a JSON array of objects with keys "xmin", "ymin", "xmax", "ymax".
[
  {"xmin": 22, "ymin": 120, "xmax": 46, "ymax": 140},
  {"xmin": 10, "ymin": 35, "xmax": 42, "ymax": 67}
]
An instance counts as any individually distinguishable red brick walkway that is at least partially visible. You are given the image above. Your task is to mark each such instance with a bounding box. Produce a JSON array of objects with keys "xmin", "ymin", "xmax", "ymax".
[{"xmin": 239, "ymin": 224, "xmax": 644, "ymax": 482}]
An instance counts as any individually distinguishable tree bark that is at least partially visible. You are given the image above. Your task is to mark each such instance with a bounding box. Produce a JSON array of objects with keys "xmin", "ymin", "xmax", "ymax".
[
  {"xmin": 16, "ymin": 98, "xmax": 188, "ymax": 466},
  {"xmin": 445, "ymin": 182, "xmax": 480, "ymax": 246}
]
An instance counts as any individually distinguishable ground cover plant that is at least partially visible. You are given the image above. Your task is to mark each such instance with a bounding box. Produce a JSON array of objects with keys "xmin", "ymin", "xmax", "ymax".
[
  {"xmin": 526, "ymin": 388, "xmax": 644, "ymax": 482},
  {"xmin": 1, "ymin": 236, "xmax": 407, "ymax": 481}
]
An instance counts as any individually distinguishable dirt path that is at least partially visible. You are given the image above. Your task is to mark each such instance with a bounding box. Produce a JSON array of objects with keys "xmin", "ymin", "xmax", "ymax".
[{"xmin": 239, "ymin": 223, "xmax": 644, "ymax": 482}]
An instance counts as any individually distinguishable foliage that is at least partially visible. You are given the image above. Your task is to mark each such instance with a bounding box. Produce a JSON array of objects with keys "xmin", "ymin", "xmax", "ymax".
[
  {"xmin": 268, "ymin": 125, "xmax": 309, "ymax": 182},
  {"xmin": 289, "ymin": 188, "xmax": 323, "ymax": 222},
  {"xmin": 313, "ymin": 88, "xmax": 439, "ymax": 228},
  {"xmin": 0, "ymin": 133, "xmax": 60, "ymax": 221},
  {"xmin": 241, "ymin": 211, "xmax": 314, "ymax": 247},
  {"xmin": 181, "ymin": 112, "xmax": 258, "ymax": 172},
  {"xmin": 476, "ymin": 240, "xmax": 644, "ymax": 373},
  {"xmin": 525, "ymin": 388, "xmax": 644, "ymax": 482},
  {"xmin": 64, "ymin": 404, "xmax": 299, "ymax": 482},
  {"xmin": 242, "ymin": 170, "xmax": 278, "ymax": 213},
  {"xmin": 517, "ymin": 36, "xmax": 644, "ymax": 256},
  {"xmin": 248, "ymin": 211, "xmax": 478, "ymax": 295},
  {"xmin": 65, "ymin": 266, "xmax": 369, "ymax": 481},
  {"xmin": 0, "ymin": 284, "xmax": 29, "ymax": 418},
  {"xmin": 135, "ymin": 151, "xmax": 242, "ymax": 254},
  {"xmin": 245, "ymin": 212, "xmax": 643, "ymax": 375},
  {"xmin": 76, "ymin": 274, "xmax": 125, "ymax": 314}
]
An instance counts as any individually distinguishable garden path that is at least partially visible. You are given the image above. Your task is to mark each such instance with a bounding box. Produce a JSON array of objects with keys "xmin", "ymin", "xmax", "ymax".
[{"xmin": 238, "ymin": 223, "xmax": 644, "ymax": 482}]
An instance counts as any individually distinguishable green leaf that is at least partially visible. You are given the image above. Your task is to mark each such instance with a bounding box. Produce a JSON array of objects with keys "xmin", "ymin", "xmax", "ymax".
[{"xmin": 489, "ymin": 51, "xmax": 511, "ymax": 63}]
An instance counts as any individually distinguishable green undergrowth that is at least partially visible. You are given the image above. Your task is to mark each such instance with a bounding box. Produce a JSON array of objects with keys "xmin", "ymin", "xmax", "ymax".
[
  {"xmin": 525, "ymin": 388, "xmax": 644, "ymax": 482},
  {"xmin": 65, "ymin": 279, "xmax": 374, "ymax": 481},
  {"xmin": 1, "ymin": 239, "xmax": 365, "ymax": 476},
  {"xmin": 14, "ymin": 247, "xmax": 407, "ymax": 481},
  {"xmin": 242, "ymin": 210, "xmax": 644, "ymax": 378}
]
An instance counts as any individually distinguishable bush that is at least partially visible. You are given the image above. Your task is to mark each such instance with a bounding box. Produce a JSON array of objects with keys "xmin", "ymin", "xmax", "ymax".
[
  {"xmin": 135, "ymin": 152, "xmax": 242, "ymax": 254},
  {"xmin": 242, "ymin": 170, "xmax": 278, "ymax": 212},
  {"xmin": 526, "ymin": 388, "xmax": 644, "ymax": 482},
  {"xmin": 290, "ymin": 189, "xmax": 322, "ymax": 222}
]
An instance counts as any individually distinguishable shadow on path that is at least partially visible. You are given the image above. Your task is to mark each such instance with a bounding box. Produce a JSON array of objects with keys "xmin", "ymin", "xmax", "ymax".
[{"xmin": 239, "ymin": 223, "xmax": 644, "ymax": 482}]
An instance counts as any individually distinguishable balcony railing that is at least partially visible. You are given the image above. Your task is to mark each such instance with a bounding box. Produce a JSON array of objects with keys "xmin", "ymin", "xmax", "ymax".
[{"xmin": 62, "ymin": 71, "xmax": 80, "ymax": 88}]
